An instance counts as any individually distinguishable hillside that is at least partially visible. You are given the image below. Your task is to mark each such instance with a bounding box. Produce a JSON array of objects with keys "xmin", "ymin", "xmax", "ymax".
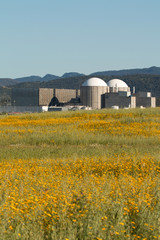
[
  {"xmin": 91, "ymin": 66, "xmax": 160, "ymax": 76},
  {"xmin": 0, "ymin": 78, "xmax": 18, "ymax": 86},
  {"xmin": 11, "ymin": 74, "xmax": 160, "ymax": 96},
  {"xmin": 1, "ymin": 66, "xmax": 160, "ymax": 87}
]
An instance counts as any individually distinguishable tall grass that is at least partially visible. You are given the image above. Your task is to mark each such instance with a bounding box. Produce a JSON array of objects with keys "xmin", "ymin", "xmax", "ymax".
[{"xmin": 0, "ymin": 108, "xmax": 160, "ymax": 239}]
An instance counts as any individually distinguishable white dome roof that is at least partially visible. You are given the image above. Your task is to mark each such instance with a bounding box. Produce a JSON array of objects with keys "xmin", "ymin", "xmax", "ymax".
[
  {"xmin": 107, "ymin": 79, "xmax": 128, "ymax": 88},
  {"xmin": 82, "ymin": 77, "xmax": 107, "ymax": 87}
]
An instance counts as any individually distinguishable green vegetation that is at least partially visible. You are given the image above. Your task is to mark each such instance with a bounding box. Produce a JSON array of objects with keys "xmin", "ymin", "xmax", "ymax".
[
  {"xmin": 0, "ymin": 108, "xmax": 160, "ymax": 160},
  {"xmin": 0, "ymin": 108, "xmax": 160, "ymax": 239}
]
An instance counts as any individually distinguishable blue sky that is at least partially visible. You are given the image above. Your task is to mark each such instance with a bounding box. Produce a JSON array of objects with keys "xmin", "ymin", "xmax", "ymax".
[{"xmin": 0, "ymin": 0, "xmax": 160, "ymax": 78}]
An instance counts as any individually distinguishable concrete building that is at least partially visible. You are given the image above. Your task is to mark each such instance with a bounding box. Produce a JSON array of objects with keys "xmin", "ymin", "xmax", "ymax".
[
  {"xmin": 80, "ymin": 78, "xmax": 135, "ymax": 109},
  {"xmin": 80, "ymin": 78, "xmax": 155, "ymax": 109},
  {"xmin": 10, "ymin": 78, "xmax": 156, "ymax": 113},
  {"xmin": 135, "ymin": 92, "xmax": 156, "ymax": 108},
  {"xmin": 104, "ymin": 79, "xmax": 136, "ymax": 108},
  {"xmin": 53, "ymin": 89, "xmax": 80, "ymax": 104},
  {"xmin": 80, "ymin": 77, "xmax": 109, "ymax": 109},
  {"xmin": 39, "ymin": 88, "xmax": 54, "ymax": 106},
  {"xmin": 105, "ymin": 92, "xmax": 136, "ymax": 109},
  {"xmin": 12, "ymin": 88, "xmax": 80, "ymax": 107},
  {"xmin": 106, "ymin": 79, "xmax": 130, "ymax": 92},
  {"xmin": 12, "ymin": 88, "xmax": 39, "ymax": 106}
]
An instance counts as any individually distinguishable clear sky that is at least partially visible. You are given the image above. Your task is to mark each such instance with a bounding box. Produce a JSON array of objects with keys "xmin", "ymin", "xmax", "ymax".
[{"xmin": 0, "ymin": 0, "xmax": 160, "ymax": 78}]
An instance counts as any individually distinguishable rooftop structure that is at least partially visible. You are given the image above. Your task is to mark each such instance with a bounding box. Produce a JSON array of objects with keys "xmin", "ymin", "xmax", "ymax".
[
  {"xmin": 107, "ymin": 79, "xmax": 130, "ymax": 93},
  {"xmin": 107, "ymin": 79, "xmax": 128, "ymax": 88},
  {"xmin": 82, "ymin": 77, "xmax": 108, "ymax": 87}
]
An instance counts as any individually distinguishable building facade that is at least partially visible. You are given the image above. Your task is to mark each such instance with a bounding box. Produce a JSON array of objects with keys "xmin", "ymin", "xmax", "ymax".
[
  {"xmin": 11, "ymin": 78, "xmax": 156, "ymax": 110},
  {"xmin": 12, "ymin": 88, "xmax": 80, "ymax": 107}
]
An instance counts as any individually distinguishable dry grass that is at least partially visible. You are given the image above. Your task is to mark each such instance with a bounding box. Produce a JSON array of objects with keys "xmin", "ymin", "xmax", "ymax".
[{"xmin": 0, "ymin": 108, "xmax": 160, "ymax": 239}]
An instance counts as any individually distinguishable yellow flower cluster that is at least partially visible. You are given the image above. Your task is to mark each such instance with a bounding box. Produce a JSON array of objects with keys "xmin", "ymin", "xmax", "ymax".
[
  {"xmin": 78, "ymin": 117, "xmax": 160, "ymax": 137},
  {"xmin": 0, "ymin": 109, "xmax": 159, "ymax": 239},
  {"xmin": 0, "ymin": 156, "xmax": 159, "ymax": 239}
]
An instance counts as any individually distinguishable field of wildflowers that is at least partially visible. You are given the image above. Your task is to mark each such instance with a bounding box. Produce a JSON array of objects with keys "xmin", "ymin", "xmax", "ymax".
[{"xmin": 0, "ymin": 108, "xmax": 160, "ymax": 239}]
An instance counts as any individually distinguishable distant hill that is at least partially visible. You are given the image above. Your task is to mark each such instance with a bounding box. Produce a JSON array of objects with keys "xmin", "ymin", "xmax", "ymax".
[
  {"xmin": 10, "ymin": 74, "xmax": 160, "ymax": 97},
  {"xmin": 14, "ymin": 73, "xmax": 84, "ymax": 84},
  {"xmin": 61, "ymin": 72, "xmax": 85, "ymax": 78},
  {"xmin": 1, "ymin": 66, "xmax": 160, "ymax": 87},
  {"xmin": 91, "ymin": 66, "xmax": 160, "ymax": 76},
  {"xmin": 11, "ymin": 75, "xmax": 87, "ymax": 90},
  {"xmin": 15, "ymin": 76, "xmax": 42, "ymax": 83},
  {"xmin": 14, "ymin": 74, "xmax": 59, "ymax": 84},
  {"xmin": 42, "ymin": 74, "xmax": 59, "ymax": 81},
  {"xmin": 0, "ymin": 78, "xmax": 18, "ymax": 86}
]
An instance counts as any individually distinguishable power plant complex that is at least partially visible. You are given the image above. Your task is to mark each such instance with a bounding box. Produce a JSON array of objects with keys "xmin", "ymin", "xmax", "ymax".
[
  {"xmin": 6, "ymin": 77, "xmax": 156, "ymax": 112},
  {"xmin": 80, "ymin": 77, "xmax": 155, "ymax": 109}
]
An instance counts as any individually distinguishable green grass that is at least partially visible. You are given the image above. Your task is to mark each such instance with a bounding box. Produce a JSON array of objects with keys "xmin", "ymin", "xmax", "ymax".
[
  {"xmin": 0, "ymin": 108, "xmax": 159, "ymax": 160},
  {"xmin": 0, "ymin": 108, "xmax": 160, "ymax": 239}
]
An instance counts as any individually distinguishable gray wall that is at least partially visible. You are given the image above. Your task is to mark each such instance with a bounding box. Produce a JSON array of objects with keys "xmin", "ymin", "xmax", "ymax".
[
  {"xmin": 136, "ymin": 96, "xmax": 156, "ymax": 107},
  {"xmin": 12, "ymin": 88, "xmax": 80, "ymax": 107},
  {"xmin": 12, "ymin": 88, "xmax": 39, "ymax": 106},
  {"xmin": 105, "ymin": 93, "xmax": 136, "ymax": 108},
  {"xmin": 109, "ymin": 87, "xmax": 130, "ymax": 93},
  {"xmin": 131, "ymin": 96, "xmax": 136, "ymax": 108},
  {"xmin": 54, "ymin": 89, "xmax": 80, "ymax": 103},
  {"xmin": 0, "ymin": 106, "xmax": 44, "ymax": 113},
  {"xmin": 39, "ymin": 88, "xmax": 53, "ymax": 106},
  {"xmin": 80, "ymin": 86, "xmax": 108, "ymax": 109}
]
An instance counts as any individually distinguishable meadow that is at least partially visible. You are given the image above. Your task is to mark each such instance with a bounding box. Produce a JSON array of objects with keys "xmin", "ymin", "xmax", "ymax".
[{"xmin": 0, "ymin": 108, "xmax": 160, "ymax": 240}]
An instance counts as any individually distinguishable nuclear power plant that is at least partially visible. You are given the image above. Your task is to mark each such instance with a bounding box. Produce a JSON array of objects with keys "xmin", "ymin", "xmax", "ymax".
[
  {"xmin": 1, "ymin": 77, "xmax": 155, "ymax": 113},
  {"xmin": 80, "ymin": 77, "xmax": 155, "ymax": 109}
]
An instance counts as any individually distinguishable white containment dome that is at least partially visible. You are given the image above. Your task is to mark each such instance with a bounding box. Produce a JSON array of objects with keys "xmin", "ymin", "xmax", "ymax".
[
  {"xmin": 82, "ymin": 77, "xmax": 108, "ymax": 87},
  {"xmin": 80, "ymin": 77, "xmax": 109, "ymax": 109},
  {"xmin": 107, "ymin": 79, "xmax": 130, "ymax": 92}
]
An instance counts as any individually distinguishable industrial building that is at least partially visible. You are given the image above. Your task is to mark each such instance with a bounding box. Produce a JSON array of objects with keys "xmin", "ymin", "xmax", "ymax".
[
  {"xmin": 12, "ymin": 88, "xmax": 80, "ymax": 107},
  {"xmin": 9, "ymin": 77, "xmax": 156, "ymax": 112},
  {"xmin": 80, "ymin": 77, "xmax": 109, "ymax": 109},
  {"xmin": 80, "ymin": 77, "xmax": 155, "ymax": 109}
]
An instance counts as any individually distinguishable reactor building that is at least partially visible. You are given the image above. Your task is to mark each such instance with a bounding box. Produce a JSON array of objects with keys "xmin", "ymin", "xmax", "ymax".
[
  {"xmin": 80, "ymin": 77, "xmax": 155, "ymax": 109},
  {"xmin": 11, "ymin": 77, "xmax": 156, "ymax": 111}
]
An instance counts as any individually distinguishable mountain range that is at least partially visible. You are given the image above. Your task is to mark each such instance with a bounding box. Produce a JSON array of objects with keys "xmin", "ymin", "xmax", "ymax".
[{"xmin": 0, "ymin": 66, "xmax": 160, "ymax": 87}]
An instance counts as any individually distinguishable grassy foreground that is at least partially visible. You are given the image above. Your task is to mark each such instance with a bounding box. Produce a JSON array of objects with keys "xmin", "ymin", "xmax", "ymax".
[{"xmin": 0, "ymin": 108, "xmax": 160, "ymax": 240}]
